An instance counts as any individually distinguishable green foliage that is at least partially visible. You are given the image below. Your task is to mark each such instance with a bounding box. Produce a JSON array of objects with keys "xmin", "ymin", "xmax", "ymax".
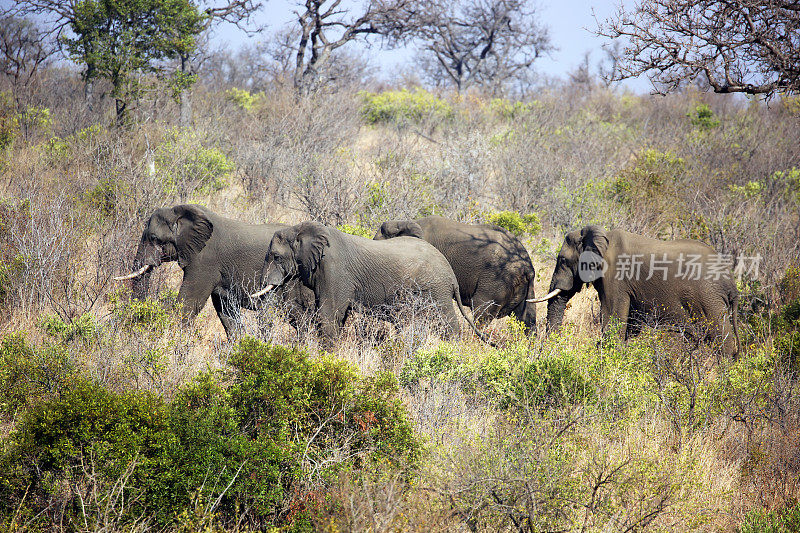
[
  {"xmin": 770, "ymin": 167, "xmax": 800, "ymax": 205},
  {"xmin": 359, "ymin": 88, "xmax": 453, "ymax": 124},
  {"xmin": 336, "ymin": 223, "xmax": 373, "ymax": 238},
  {"xmin": 0, "ymin": 334, "xmax": 75, "ymax": 418},
  {"xmin": 39, "ymin": 313, "xmax": 99, "ymax": 344},
  {"xmin": 155, "ymin": 129, "xmax": 235, "ymax": 194},
  {"xmin": 168, "ymin": 70, "xmax": 197, "ymax": 102},
  {"xmin": 110, "ymin": 289, "xmax": 180, "ymax": 334},
  {"xmin": 64, "ymin": 0, "xmax": 205, "ymax": 123},
  {"xmin": 400, "ymin": 338, "xmax": 593, "ymax": 410},
  {"xmin": 0, "ymin": 338, "xmax": 419, "ymax": 529},
  {"xmin": 729, "ymin": 180, "xmax": 764, "ymax": 198},
  {"xmin": 225, "ymin": 87, "xmax": 265, "ymax": 111},
  {"xmin": 609, "ymin": 148, "xmax": 687, "ymax": 231},
  {"xmin": 0, "ymin": 93, "xmax": 18, "ymax": 168},
  {"xmin": 42, "ymin": 123, "xmax": 103, "ymax": 162},
  {"xmin": 613, "ymin": 148, "xmax": 686, "ymax": 202},
  {"xmin": 85, "ymin": 177, "xmax": 125, "ymax": 216},
  {"xmin": 740, "ymin": 502, "xmax": 800, "ymax": 533},
  {"xmin": 488, "ymin": 98, "xmax": 534, "ymax": 120},
  {"xmin": 689, "ymin": 103, "xmax": 721, "ymax": 129},
  {"xmin": 485, "ymin": 210, "xmax": 541, "ymax": 236}
]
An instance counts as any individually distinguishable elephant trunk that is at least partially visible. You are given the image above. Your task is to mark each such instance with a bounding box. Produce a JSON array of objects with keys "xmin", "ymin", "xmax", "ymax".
[
  {"xmin": 545, "ymin": 292, "xmax": 573, "ymax": 333},
  {"xmin": 131, "ymin": 239, "xmax": 161, "ymax": 300}
]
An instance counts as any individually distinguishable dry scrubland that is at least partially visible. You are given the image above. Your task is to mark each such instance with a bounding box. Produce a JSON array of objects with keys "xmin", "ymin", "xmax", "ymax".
[{"xmin": 1, "ymin": 72, "xmax": 800, "ymax": 531}]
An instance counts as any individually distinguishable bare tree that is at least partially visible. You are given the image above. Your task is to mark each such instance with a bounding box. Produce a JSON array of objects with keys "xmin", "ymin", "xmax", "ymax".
[
  {"xmin": 410, "ymin": 0, "xmax": 552, "ymax": 94},
  {"xmin": 597, "ymin": 0, "xmax": 800, "ymax": 97},
  {"xmin": 287, "ymin": 0, "xmax": 418, "ymax": 94},
  {"xmin": 0, "ymin": 16, "xmax": 55, "ymax": 102}
]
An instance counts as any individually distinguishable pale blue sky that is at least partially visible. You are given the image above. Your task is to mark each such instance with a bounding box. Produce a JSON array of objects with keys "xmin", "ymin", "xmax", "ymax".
[{"xmin": 210, "ymin": 0, "xmax": 653, "ymax": 92}]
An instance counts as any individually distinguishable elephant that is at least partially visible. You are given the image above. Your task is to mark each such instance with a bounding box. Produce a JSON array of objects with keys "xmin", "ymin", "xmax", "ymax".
[
  {"xmin": 251, "ymin": 221, "xmax": 490, "ymax": 344},
  {"xmin": 114, "ymin": 204, "xmax": 314, "ymax": 339},
  {"xmin": 373, "ymin": 216, "xmax": 537, "ymax": 332},
  {"xmin": 534, "ymin": 225, "xmax": 739, "ymax": 356}
]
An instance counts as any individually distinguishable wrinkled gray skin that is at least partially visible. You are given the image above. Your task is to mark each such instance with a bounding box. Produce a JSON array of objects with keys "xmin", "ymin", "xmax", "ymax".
[
  {"xmin": 544, "ymin": 225, "xmax": 739, "ymax": 356},
  {"xmin": 374, "ymin": 216, "xmax": 537, "ymax": 332},
  {"xmin": 258, "ymin": 221, "xmax": 488, "ymax": 343},
  {"xmin": 126, "ymin": 204, "xmax": 314, "ymax": 338}
]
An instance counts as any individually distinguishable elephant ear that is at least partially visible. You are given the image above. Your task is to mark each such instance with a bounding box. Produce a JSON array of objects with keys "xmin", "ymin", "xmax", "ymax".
[
  {"xmin": 581, "ymin": 225, "xmax": 609, "ymax": 258},
  {"xmin": 293, "ymin": 223, "xmax": 329, "ymax": 282},
  {"xmin": 173, "ymin": 205, "xmax": 213, "ymax": 267},
  {"xmin": 395, "ymin": 220, "xmax": 424, "ymax": 239}
]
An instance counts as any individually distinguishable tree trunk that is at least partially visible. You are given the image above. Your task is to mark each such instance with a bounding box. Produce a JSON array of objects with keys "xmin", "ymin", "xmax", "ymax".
[
  {"xmin": 179, "ymin": 90, "xmax": 192, "ymax": 128},
  {"xmin": 179, "ymin": 55, "xmax": 193, "ymax": 128},
  {"xmin": 115, "ymin": 98, "xmax": 127, "ymax": 127}
]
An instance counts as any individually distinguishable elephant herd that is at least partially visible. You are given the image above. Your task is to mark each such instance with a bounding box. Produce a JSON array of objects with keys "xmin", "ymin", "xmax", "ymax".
[{"xmin": 115, "ymin": 204, "xmax": 739, "ymax": 356}]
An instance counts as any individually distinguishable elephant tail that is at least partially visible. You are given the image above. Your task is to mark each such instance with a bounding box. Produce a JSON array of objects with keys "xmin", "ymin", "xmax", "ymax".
[{"xmin": 452, "ymin": 282, "xmax": 497, "ymax": 347}]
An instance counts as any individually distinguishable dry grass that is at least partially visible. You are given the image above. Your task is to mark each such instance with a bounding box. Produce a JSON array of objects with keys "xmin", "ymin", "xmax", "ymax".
[{"xmin": 1, "ymin": 70, "xmax": 799, "ymax": 531}]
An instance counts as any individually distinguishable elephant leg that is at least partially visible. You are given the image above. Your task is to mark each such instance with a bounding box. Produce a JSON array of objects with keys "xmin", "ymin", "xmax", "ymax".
[
  {"xmin": 469, "ymin": 294, "xmax": 499, "ymax": 328},
  {"xmin": 602, "ymin": 296, "xmax": 630, "ymax": 341},
  {"xmin": 211, "ymin": 288, "xmax": 244, "ymax": 340},
  {"xmin": 177, "ymin": 271, "xmax": 218, "ymax": 322},
  {"xmin": 316, "ymin": 298, "xmax": 348, "ymax": 346}
]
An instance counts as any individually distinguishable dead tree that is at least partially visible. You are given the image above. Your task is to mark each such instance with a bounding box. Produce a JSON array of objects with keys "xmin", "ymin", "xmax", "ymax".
[
  {"xmin": 288, "ymin": 0, "xmax": 419, "ymax": 94},
  {"xmin": 410, "ymin": 0, "xmax": 552, "ymax": 94},
  {"xmin": 597, "ymin": 0, "xmax": 800, "ymax": 97}
]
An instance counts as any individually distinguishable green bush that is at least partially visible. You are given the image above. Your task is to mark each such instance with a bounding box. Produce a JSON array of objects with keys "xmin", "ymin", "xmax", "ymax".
[
  {"xmin": 110, "ymin": 289, "xmax": 180, "ymax": 334},
  {"xmin": 155, "ymin": 129, "xmax": 235, "ymax": 194},
  {"xmin": 740, "ymin": 503, "xmax": 800, "ymax": 533},
  {"xmin": 0, "ymin": 334, "xmax": 75, "ymax": 419},
  {"xmin": 85, "ymin": 177, "xmax": 125, "ymax": 216},
  {"xmin": 488, "ymin": 98, "xmax": 535, "ymax": 120},
  {"xmin": 688, "ymin": 103, "xmax": 721, "ymax": 129},
  {"xmin": 224, "ymin": 87, "xmax": 265, "ymax": 111},
  {"xmin": 0, "ymin": 338, "xmax": 420, "ymax": 529},
  {"xmin": 400, "ymin": 338, "xmax": 593, "ymax": 409},
  {"xmin": 39, "ymin": 313, "xmax": 99, "ymax": 344},
  {"xmin": 359, "ymin": 88, "xmax": 453, "ymax": 124},
  {"xmin": 337, "ymin": 223, "xmax": 373, "ymax": 238},
  {"xmin": 485, "ymin": 210, "xmax": 541, "ymax": 236}
]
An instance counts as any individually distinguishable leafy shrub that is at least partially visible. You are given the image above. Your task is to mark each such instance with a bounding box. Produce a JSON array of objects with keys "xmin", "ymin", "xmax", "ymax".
[
  {"xmin": 85, "ymin": 177, "xmax": 125, "ymax": 216},
  {"xmin": 337, "ymin": 223, "xmax": 373, "ymax": 238},
  {"xmin": 155, "ymin": 129, "xmax": 235, "ymax": 195},
  {"xmin": 0, "ymin": 334, "xmax": 75, "ymax": 418},
  {"xmin": 41, "ymin": 124, "xmax": 103, "ymax": 162},
  {"xmin": 0, "ymin": 338, "xmax": 420, "ymax": 529},
  {"xmin": 39, "ymin": 313, "xmax": 99, "ymax": 344},
  {"xmin": 359, "ymin": 88, "xmax": 453, "ymax": 124},
  {"xmin": 740, "ymin": 502, "xmax": 800, "ymax": 533},
  {"xmin": 689, "ymin": 103, "xmax": 721, "ymax": 129},
  {"xmin": 225, "ymin": 87, "xmax": 265, "ymax": 111},
  {"xmin": 110, "ymin": 289, "xmax": 180, "ymax": 334},
  {"xmin": 400, "ymin": 339, "xmax": 593, "ymax": 409},
  {"xmin": 485, "ymin": 210, "xmax": 541, "ymax": 236},
  {"xmin": 488, "ymin": 98, "xmax": 535, "ymax": 120},
  {"xmin": 0, "ymin": 92, "xmax": 18, "ymax": 157}
]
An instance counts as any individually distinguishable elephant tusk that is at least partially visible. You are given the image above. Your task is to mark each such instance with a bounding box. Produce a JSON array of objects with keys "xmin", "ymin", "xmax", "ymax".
[
  {"xmin": 250, "ymin": 284, "xmax": 275, "ymax": 299},
  {"xmin": 113, "ymin": 264, "xmax": 152, "ymax": 281},
  {"xmin": 527, "ymin": 288, "xmax": 562, "ymax": 303}
]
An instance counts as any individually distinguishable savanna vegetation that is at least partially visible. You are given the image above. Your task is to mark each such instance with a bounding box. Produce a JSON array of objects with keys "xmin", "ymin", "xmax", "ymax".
[{"xmin": 1, "ymin": 1, "xmax": 800, "ymax": 531}]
